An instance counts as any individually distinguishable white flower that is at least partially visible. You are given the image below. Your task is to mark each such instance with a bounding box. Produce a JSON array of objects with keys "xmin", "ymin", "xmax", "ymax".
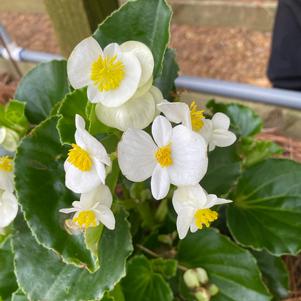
[
  {"xmin": 60, "ymin": 184, "xmax": 115, "ymax": 231},
  {"xmin": 64, "ymin": 115, "xmax": 111, "ymax": 194},
  {"xmin": 200, "ymin": 112, "xmax": 237, "ymax": 151},
  {"xmin": 118, "ymin": 116, "xmax": 208, "ymax": 200},
  {"xmin": 172, "ymin": 184, "xmax": 232, "ymax": 239},
  {"xmin": 0, "ymin": 127, "xmax": 19, "ymax": 152},
  {"xmin": 0, "ymin": 156, "xmax": 14, "ymax": 192},
  {"xmin": 158, "ymin": 102, "xmax": 236, "ymax": 151}
]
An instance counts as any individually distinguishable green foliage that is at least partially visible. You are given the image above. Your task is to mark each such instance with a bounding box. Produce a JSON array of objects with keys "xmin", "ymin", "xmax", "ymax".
[{"xmin": 11, "ymin": 290, "xmax": 28, "ymax": 301}]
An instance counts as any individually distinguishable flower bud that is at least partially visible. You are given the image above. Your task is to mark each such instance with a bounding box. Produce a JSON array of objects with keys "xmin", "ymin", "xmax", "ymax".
[
  {"xmin": 195, "ymin": 267, "xmax": 209, "ymax": 284},
  {"xmin": 195, "ymin": 288, "xmax": 210, "ymax": 301},
  {"xmin": 0, "ymin": 127, "xmax": 19, "ymax": 152},
  {"xmin": 208, "ymin": 284, "xmax": 219, "ymax": 296},
  {"xmin": 183, "ymin": 269, "xmax": 199, "ymax": 289}
]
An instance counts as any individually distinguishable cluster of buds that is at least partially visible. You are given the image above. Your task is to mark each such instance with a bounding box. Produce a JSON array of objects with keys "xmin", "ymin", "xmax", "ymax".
[{"xmin": 183, "ymin": 268, "xmax": 219, "ymax": 301}]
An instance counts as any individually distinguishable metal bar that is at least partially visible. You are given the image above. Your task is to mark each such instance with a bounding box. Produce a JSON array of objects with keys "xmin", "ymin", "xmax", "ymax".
[{"xmin": 175, "ymin": 76, "xmax": 301, "ymax": 110}]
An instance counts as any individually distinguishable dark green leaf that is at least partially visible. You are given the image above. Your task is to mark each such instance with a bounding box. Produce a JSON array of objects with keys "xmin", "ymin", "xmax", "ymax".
[
  {"xmin": 177, "ymin": 229, "xmax": 272, "ymax": 301},
  {"xmin": 207, "ymin": 100, "xmax": 262, "ymax": 137},
  {"xmin": 15, "ymin": 60, "xmax": 70, "ymax": 124},
  {"xmin": 121, "ymin": 255, "xmax": 173, "ymax": 301},
  {"xmin": 93, "ymin": 0, "xmax": 172, "ymax": 77},
  {"xmin": 227, "ymin": 158, "xmax": 301, "ymax": 255},
  {"xmin": 151, "ymin": 258, "xmax": 177, "ymax": 279},
  {"xmin": 13, "ymin": 210, "xmax": 133, "ymax": 301}
]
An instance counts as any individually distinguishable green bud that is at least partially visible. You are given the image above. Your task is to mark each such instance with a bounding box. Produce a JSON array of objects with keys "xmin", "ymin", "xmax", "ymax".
[
  {"xmin": 0, "ymin": 127, "xmax": 19, "ymax": 152},
  {"xmin": 208, "ymin": 284, "xmax": 219, "ymax": 296},
  {"xmin": 195, "ymin": 267, "xmax": 209, "ymax": 284},
  {"xmin": 183, "ymin": 269, "xmax": 199, "ymax": 289},
  {"xmin": 195, "ymin": 288, "xmax": 210, "ymax": 301}
]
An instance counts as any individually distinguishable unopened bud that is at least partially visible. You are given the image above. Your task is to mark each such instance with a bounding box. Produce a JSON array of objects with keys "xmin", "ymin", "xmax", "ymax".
[
  {"xmin": 183, "ymin": 269, "xmax": 199, "ymax": 289},
  {"xmin": 195, "ymin": 267, "xmax": 209, "ymax": 284},
  {"xmin": 195, "ymin": 288, "xmax": 210, "ymax": 301},
  {"xmin": 0, "ymin": 127, "xmax": 19, "ymax": 152},
  {"xmin": 208, "ymin": 284, "xmax": 219, "ymax": 296}
]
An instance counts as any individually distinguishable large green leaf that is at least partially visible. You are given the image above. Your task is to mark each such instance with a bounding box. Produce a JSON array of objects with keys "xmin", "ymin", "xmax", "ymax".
[
  {"xmin": 15, "ymin": 60, "xmax": 70, "ymax": 124},
  {"xmin": 13, "ymin": 211, "xmax": 133, "ymax": 301},
  {"xmin": 252, "ymin": 251, "xmax": 289, "ymax": 300},
  {"xmin": 14, "ymin": 117, "xmax": 95, "ymax": 269},
  {"xmin": 154, "ymin": 48, "xmax": 179, "ymax": 101},
  {"xmin": 227, "ymin": 158, "xmax": 301, "ymax": 255},
  {"xmin": 11, "ymin": 290, "xmax": 29, "ymax": 301},
  {"xmin": 0, "ymin": 240, "xmax": 17, "ymax": 301},
  {"xmin": 207, "ymin": 100, "xmax": 262, "ymax": 137},
  {"xmin": 93, "ymin": 0, "xmax": 172, "ymax": 77},
  {"xmin": 177, "ymin": 229, "xmax": 272, "ymax": 301},
  {"xmin": 121, "ymin": 255, "xmax": 173, "ymax": 301},
  {"xmin": 201, "ymin": 145, "xmax": 241, "ymax": 196}
]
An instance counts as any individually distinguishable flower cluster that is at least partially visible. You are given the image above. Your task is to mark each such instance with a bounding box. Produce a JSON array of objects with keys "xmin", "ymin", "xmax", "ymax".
[{"xmin": 60, "ymin": 37, "xmax": 236, "ymax": 239}]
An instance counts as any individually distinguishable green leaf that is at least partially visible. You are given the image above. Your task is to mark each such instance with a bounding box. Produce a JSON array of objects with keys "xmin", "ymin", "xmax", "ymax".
[
  {"xmin": 155, "ymin": 48, "xmax": 179, "ymax": 101},
  {"xmin": 13, "ymin": 210, "xmax": 133, "ymax": 301},
  {"xmin": 0, "ymin": 240, "xmax": 17, "ymax": 301},
  {"xmin": 121, "ymin": 255, "xmax": 173, "ymax": 301},
  {"xmin": 15, "ymin": 116, "xmax": 95, "ymax": 270},
  {"xmin": 201, "ymin": 144, "xmax": 241, "ymax": 195},
  {"xmin": 11, "ymin": 289, "xmax": 29, "ymax": 301},
  {"xmin": 207, "ymin": 100, "xmax": 263, "ymax": 137},
  {"xmin": 239, "ymin": 137, "xmax": 283, "ymax": 167},
  {"xmin": 15, "ymin": 60, "xmax": 70, "ymax": 124},
  {"xmin": 93, "ymin": 0, "xmax": 172, "ymax": 77},
  {"xmin": 252, "ymin": 250, "xmax": 289, "ymax": 300},
  {"xmin": 227, "ymin": 158, "xmax": 301, "ymax": 255},
  {"xmin": 151, "ymin": 258, "xmax": 177, "ymax": 279},
  {"xmin": 177, "ymin": 229, "xmax": 272, "ymax": 301}
]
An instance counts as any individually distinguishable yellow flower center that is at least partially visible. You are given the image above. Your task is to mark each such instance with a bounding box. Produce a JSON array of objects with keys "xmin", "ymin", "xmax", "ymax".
[
  {"xmin": 67, "ymin": 144, "xmax": 92, "ymax": 171},
  {"xmin": 0, "ymin": 156, "xmax": 13, "ymax": 172},
  {"xmin": 194, "ymin": 209, "xmax": 218, "ymax": 229},
  {"xmin": 73, "ymin": 210, "xmax": 97, "ymax": 229},
  {"xmin": 90, "ymin": 55, "xmax": 125, "ymax": 92},
  {"xmin": 155, "ymin": 144, "xmax": 173, "ymax": 167},
  {"xmin": 190, "ymin": 101, "xmax": 205, "ymax": 132}
]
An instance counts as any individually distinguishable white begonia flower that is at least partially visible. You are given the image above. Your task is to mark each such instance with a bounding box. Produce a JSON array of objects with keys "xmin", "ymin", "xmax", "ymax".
[
  {"xmin": 60, "ymin": 184, "xmax": 115, "ymax": 231},
  {"xmin": 67, "ymin": 37, "xmax": 142, "ymax": 107},
  {"xmin": 64, "ymin": 114, "xmax": 111, "ymax": 194},
  {"xmin": 0, "ymin": 156, "xmax": 18, "ymax": 228},
  {"xmin": 158, "ymin": 102, "xmax": 236, "ymax": 151},
  {"xmin": 172, "ymin": 184, "xmax": 232, "ymax": 239},
  {"xmin": 118, "ymin": 116, "xmax": 208, "ymax": 200}
]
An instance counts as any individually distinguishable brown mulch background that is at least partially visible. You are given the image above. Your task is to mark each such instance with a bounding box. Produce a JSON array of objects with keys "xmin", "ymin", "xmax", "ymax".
[{"xmin": 0, "ymin": 8, "xmax": 301, "ymax": 301}]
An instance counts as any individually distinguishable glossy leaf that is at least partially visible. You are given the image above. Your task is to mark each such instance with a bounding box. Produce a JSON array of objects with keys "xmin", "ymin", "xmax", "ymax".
[
  {"xmin": 93, "ymin": 0, "xmax": 172, "ymax": 77},
  {"xmin": 11, "ymin": 290, "xmax": 29, "ymax": 301},
  {"xmin": 177, "ymin": 229, "xmax": 272, "ymax": 301},
  {"xmin": 121, "ymin": 255, "xmax": 173, "ymax": 301},
  {"xmin": 201, "ymin": 144, "xmax": 241, "ymax": 195},
  {"xmin": 14, "ymin": 117, "xmax": 95, "ymax": 269},
  {"xmin": 227, "ymin": 158, "xmax": 301, "ymax": 255},
  {"xmin": 207, "ymin": 100, "xmax": 262, "ymax": 137},
  {"xmin": 15, "ymin": 60, "xmax": 70, "ymax": 124},
  {"xmin": 252, "ymin": 250, "xmax": 289, "ymax": 300},
  {"xmin": 13, "ymin": 210, "xmax": 133, "ymax": 301}
]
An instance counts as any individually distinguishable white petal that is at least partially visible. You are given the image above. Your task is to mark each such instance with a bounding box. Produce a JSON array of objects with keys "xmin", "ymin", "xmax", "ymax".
[
  {"xmin": 205, "ymin": 194, "xmax": 232, "ymax": 208},
  {"xmin": 190, "ymin": 223, "xmax": 198, "ymax": 233},
  {"xmin": 67, "ymin": 37, "xmax": 102, "ymax": 89},
  {"xmin": 93, "ymin": 158, "xmax": 106, "ymax": 184},
  {"xmin": 0, "ymin": 171, "xmax": 13, "ymax": 192},
  {"xmin": 157, "ymin": 102, "xmax": 191, "ymax": 129},
  {"xmin": 212, "ymin": 112, "xmax": 230, "ymax": 130},
  {"xmin": 121, "ymin": 41, "xmax": 154, "ymax": 86},
  {"xmin": 0, "ymin": 191, "xmax": 18, "ymax": 228},
  {"xmin": 132, "ymin": 76, "xmax": 153, "ymax": 98},
  {"xmin": 59, "ymin": 207, "xmax": 79, "ymax": 214},
  {"xmin": 103, "ymin": 43, "xmax": 122, "ymax": 59},
  {"xmin": 0, "ymin": 127, "xmax": 6, "ymax": 144},
  {"xmin": 169, "ymin": 125, "xmax": 208, "ymax": 185},
  {"xmin": 95, "ymin": 205, "xmax": 115, "ymax": 230},
  {"xmin": 89, "ymin": 52, "xmax": 141, "ymax": 107},
  {"xmin": 152, "ymin": 116, "xmax": 172, "ymax": 147},
  {"xmin": 149, "ymin": 86, "xmax": 164, "ymax": 105},
  {"xmin": 151, "ymin": 165, "xmax": 170, "ymax": 200},
  {"xmin": 80, "ymin": 184, "xmax": 113, "ymax": 209},
  {"xmin": 64, "ymin": 161, "xmax": 102, "ymax": 193},
  {"xmin": 199, "ymin": 119, "xmax": 213, "ymax": 143},
  {"xmin": 95, "ymin": 92, "xmax": 155, "ymax": 131},
  {"xmin": 212, "ymin": 129, "xmax": 237, "ymax": 148},
  {"xmin": 118, "ymin": 128, "xmax": 157, "ymax": 182},
  {"xmin": 176, "ymin": 207, "xmax": 195, "ymax": 240}
]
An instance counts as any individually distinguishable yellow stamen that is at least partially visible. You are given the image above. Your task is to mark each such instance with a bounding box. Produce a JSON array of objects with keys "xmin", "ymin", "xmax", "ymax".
[
  {"xmin": 67, "ymin": 144, "xmax": 92, "ymax": 171},
  {"xmin": 0, "ymin": 156, "xmax": 13, "ymax": 172},
  {"xmin": 155, "ymin": 144, "xmax": 173, "ymax": 167},
  {"xmin": 190, "ymin": 101, "xmax": 205, "ymax": 132},
  {"xmin": 73, "ymin": 210, "xmax": 97, "ymax": 229},
  {"xmin": 194, "ymin": 208, "xmax": 218, "ymax": 229},
  {"xmin": 91, "ymin": 55, "xmax": 125, "ymax": 92}
]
